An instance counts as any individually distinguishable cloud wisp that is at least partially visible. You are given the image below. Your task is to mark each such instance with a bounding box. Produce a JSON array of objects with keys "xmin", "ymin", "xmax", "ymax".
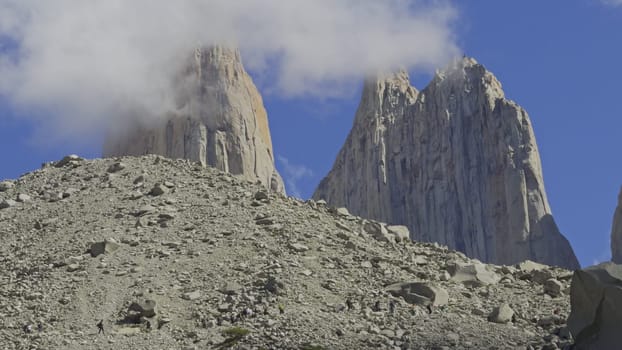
[
  {"xmin": 277, "ymin": 155, "xmax": 314, "ymax": 198},
  {"xmin": 0, "ymin": 1, "xmax": 458, "ymax": 142}
]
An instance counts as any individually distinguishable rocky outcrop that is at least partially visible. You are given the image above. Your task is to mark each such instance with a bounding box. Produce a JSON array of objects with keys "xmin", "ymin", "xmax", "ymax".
[
  {"xmin": 611, "ymin": 187, "xmax": 622, "ymax": 263},
  {"xmin": 104, "ymin": 46, "xmax": 284, "ymax": 193},
  {"xmin": 314, "ymin": 57, "xmax": 579, "ymax": 269},
  {"xmin": 567, "ymin": 262, "xmax": 622, "ymax": 349}
]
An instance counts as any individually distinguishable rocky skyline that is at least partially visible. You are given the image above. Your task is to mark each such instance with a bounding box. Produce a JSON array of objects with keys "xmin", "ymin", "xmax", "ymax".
[
  {"xmin": 1, "ymin": 2, "xmax": 621, "ymax": 268},
  {"xmin": 314, "ymin": 58, "xmax": 579, "ymax": 269}
]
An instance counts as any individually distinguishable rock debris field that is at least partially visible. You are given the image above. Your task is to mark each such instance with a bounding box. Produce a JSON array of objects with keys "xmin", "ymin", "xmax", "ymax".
[{"xmin": 0, "ymin": 155, "xmax": 575, "ymax": 349}]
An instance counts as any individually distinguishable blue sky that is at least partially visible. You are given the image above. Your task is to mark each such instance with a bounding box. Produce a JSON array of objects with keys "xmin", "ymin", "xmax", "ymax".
[{"xmin": 1, "ymin": 1, "xmax": 621, "ymax": 267}]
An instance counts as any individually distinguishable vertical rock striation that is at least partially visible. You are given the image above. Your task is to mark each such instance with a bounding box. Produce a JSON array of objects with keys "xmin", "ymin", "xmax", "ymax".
[
  {"xmin": 314, "ymin": 57, "xmax": 579, "ymax": 269},
  {"xmin": 611, "ymin": 187, "xmax": 622, "ymax": 263},
  {"xmin": 104, "ymin": 46, "xmax": 284, "ymax": 193}
]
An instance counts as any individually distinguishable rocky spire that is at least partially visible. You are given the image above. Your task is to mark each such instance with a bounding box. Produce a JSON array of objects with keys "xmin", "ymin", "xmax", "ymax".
[
  {"xmin": 611, "ymin": 187, "xmax": 622, "ymax": 263},
  {"xmin": 314, "ymin": 57, "xmax": 579, "ymax": 269},
  {"xmin": 103, "ymin": 46, "xmax": 284, "ymax": 193}
]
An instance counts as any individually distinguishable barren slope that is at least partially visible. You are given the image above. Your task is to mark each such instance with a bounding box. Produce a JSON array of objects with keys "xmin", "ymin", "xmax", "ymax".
[{"xmin": 0, "ymin": 155, "xmax": 573, "ymax": 349}]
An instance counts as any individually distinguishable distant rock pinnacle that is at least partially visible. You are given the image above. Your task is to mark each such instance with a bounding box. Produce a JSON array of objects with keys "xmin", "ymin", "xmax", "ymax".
[
  {"xmin": 103, "ymin": 46, "xmax": 284, "ymax": 193},
  {"xmin": 314, "ymin": 57, "xmax": 579, "ymax": 269},
  {"xmin": 611, "ymin": 187, "xmax": 622, "ymax": 263}
]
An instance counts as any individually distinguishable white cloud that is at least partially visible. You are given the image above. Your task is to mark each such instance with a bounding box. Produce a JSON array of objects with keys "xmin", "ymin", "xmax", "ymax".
[
  {"xmin": 602, "ymin": 0, "xmax": 622, "ymax": 5},
  {"xmin": 0, "ymin": 0, "xmax": 458, "ymax": 142},
  {"xmin": 277, "ymin": 155, "xmax": 313, "ymax": 198}
]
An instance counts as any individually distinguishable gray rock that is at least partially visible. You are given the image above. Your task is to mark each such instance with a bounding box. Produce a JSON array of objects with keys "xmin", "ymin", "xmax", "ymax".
[
  {"xmin": 313, "ymin": 58, "xmax": 579, "ymax": 269},
  {"xmin": 529, "ymin": 269, "xmax": 555, "ymax": 285},
  {"xmin": 149, "ymin": 183, "xmax": 168, "ymax": 196},
  {"xmin": 90, "ymin": 239, "xmax": 120, "ymax": 257},
  {"xmin": 448, "ymin": 262, "xmax": 500, "ymax": 286},
  {"xmin": 103, "ymin": 46, "xmax": 285, "ymax": 194},
  {"xmin": 0, "ymin": 199, "xmax": 17, "ymax": 209},
  {"xmin": 128, "ymin": 299, "xmax": 157, "ymax": 318},
  {"xmin": 488, "ymin": 303, "xmax": 514, "ymax": 323},
  {"xmin": 134, "ymin": 205, "xmax": 156, "ymax": 217},
  {"xmin": 543, "ymin": 278, "xmax": 563, "ymax": 297},
  {"xmin": 16, "ymin": 193, "xmax": 31, "ymax": 203},
  {"xmin": 181, "ymin": 291, "xmax": 202, "ymax": 301},
  {"xmin": 107, "ymin": 162, "xmax": 126, "ymax": 173},
  {"xmin": 66, "ymin": 263, "xmax": 80, "ymax": 272},
  {"xmin": 386, "ymin": 281, "xmax": 448, "ymax": 307},
  {"xmin": 288, "ymin": 243, "xmax": 309, "ymax": 253},
  {"xmin": 362, "ymin": 221, "xmax": 394, "ymax": 243},
  {"xmin": 387, "ymin": 225, "xmax": 410, "ymax": 242},
  {"xmin": 517, "ymin": 260, "xmax": 548, "ymax": 272},
  {"xmin": 55, "ymin": 154, "xmax": 84, "ymax": 168},
  {"xmin": 336, "ymin": 207, "xmax": 350, "ymax": 217},
  {"xmin": 567, "ymin": 262, "xmax": 622, "ymax": 349},
  {"xmin": 264, "ymin": 276, "xmax": 284, "ymax": 295},
  {"xmin": 0, "ymin": 181, "xmax": 14, "ymax": 192},
  {"xmin": 221, "ymin": 282, "xmax": 242, "ymax": 295}
]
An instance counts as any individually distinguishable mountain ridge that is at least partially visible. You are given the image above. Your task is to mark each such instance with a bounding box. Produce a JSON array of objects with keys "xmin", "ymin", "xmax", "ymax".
[{"xmin": 314, "ymin": 57, "xmax": 579, "ymax": 269}]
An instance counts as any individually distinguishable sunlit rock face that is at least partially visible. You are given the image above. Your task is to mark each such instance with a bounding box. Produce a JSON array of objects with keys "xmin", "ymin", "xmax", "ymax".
[
  {"xmin": 104, "ymin": 46, "xmax": 284, "ymax": 193},
  {"xmin": 314, "ymin": 57, "xmax": 579, "ymax": 269}
]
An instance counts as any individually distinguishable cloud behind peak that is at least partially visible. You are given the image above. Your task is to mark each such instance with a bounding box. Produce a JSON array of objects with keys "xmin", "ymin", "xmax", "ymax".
[{"xmin": 0, "ymin": 0, "xmax": 458, "ymax": 141}]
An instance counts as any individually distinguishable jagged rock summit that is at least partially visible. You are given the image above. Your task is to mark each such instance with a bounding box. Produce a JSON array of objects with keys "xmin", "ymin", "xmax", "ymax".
[
  {"xmin": 314, "ymin": 57, "xmax": 579, "ymax": 269},
  {"xmin": 104, "ymin": 46, "xmax": 284, "ymax": 194},
  {"xmin": 610, "ymin": 187, "xmax": 622, "ymax": 263}
]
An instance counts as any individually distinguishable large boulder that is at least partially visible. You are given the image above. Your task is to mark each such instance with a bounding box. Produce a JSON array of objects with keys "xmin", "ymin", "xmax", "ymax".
[
  {"xmin": 567, "ymin": 263, "xmax": 622, "ymax": 349},
  {"xmin": 0, "ymin": 181, "xmax": 14, "ymax": 192},
  {"xmin": 448, "ymin": 262, "xmax": 500, "ymax": 287},
  {"xmin": 386, "ymin": 281, "xmax": 448, "ymax": 307},
  {"xmin": 362, "ymin": 221, "xmax": 394, "ymax": 243},
  {"xmin": 90, "ymin": 239, "xmax": 120, "ymax": 257},
  {"xmin": 387, "ymin": 225, "xmax": 410, "ymax": 243},
  {"xmin": 128, "ymin": 299, "xmax": 157, "ymax": 318}
]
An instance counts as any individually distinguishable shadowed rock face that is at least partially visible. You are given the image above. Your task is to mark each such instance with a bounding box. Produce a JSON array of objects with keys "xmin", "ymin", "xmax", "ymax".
[
  {"xmin": 104, "ymin": 46, "xmax": 284, "ymax": 193},
  {"xmin": 611, "ymin": 188, "xmax": 622, "ymax": 263},
  {"xmin": 568, "ymin": 262, "xmax": 622, "ymax": 349},
  {"xmin": 314, "ymin": 57, "xmax": 579, "ymax": 269}
]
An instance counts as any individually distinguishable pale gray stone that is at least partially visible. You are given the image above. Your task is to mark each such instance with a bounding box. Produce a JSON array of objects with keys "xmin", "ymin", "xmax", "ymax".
[
  {"xmin": 313, "ymin": 58, "xmax": 579, "ymax": 269},
  {"xmin": 181, "ymin": 291, "xmax": 202, "ymax": 301},
  {"xmin": 90, "ymin": 239, "xmax": 120, "ymax": 257},
  {"xmin": 387, "ymin": 225, "xmax": 410, "ymax": 242},
  {"xmin": 543, "ymin": 278, "xmax": 563, "ymax": 297},
  {"xmin": 448, "ymin": 262, "xmax": 500, "ymax": 286},
  {"xmin": 16, "ymin": 193, "xmax": 31, "ymax": 203},
  {"xmin": 517, "ymin": 260, "xmax": 548, "ymax": 272},
  {"xmin": 0, "ymin": 199, "xmax": 16, "ymax": 209},
  {"xmin": 0, "ymin": 181, "xmax": 14, "ymax": 192},
  {"xmin": 289, "ymin": 243, "xmax": 309, "ymax": 253},
  {"xmin": 103, "ymin": 46, "xmax": 284, "ymax": 194},
  {"xmin": 488, "ymin": 303, "xmax": 514, "ymax": 323},
  {"xmin": 386, "ymin": 281, "xmax": 448, "ymax": 307}
]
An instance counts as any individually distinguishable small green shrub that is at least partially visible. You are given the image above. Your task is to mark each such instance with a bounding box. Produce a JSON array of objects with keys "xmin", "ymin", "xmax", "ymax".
[
  {"xmin": 216, "ymin": 327, "xmax": 251, "ymax": 349},
  {"xmin": 222, "ymin": 326, "xmax": 250, "ymax": 338}
]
